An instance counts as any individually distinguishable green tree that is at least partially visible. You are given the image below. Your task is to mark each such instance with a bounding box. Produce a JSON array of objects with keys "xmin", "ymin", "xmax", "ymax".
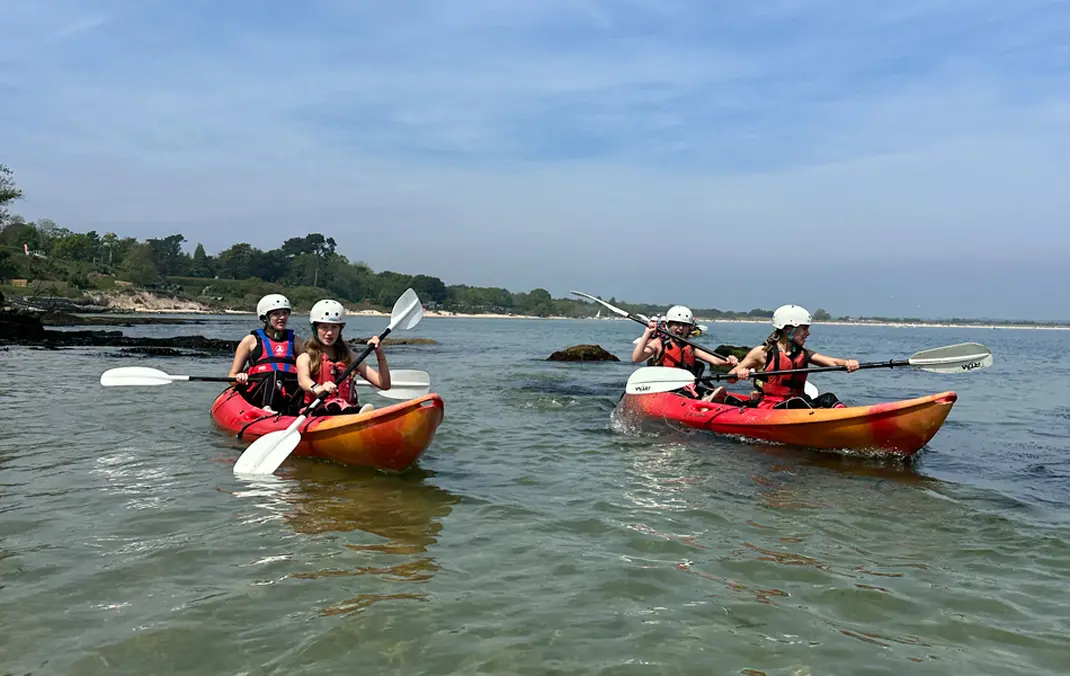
[
  {"xmin": 147, "ymin": 234, "xmax": 190, "ymax": 276},
  {"xmin": 813, "ymin": 308, "xmax": 832, "ymax": 321},
  {"xmin": 101, "ymin": 232, "xmax": 119, "ymax": 265},
  {"xmin": 52, "ymin": 230, "xmax": 101, "ymax": 263},
  {"xmin": 0, "ymin": 164, "xmax": 23, "ymax": 225},
  {"xmin": 409, "ymin": 274, "xmax": 448, "ymax": 305},
  {"xmin": 121, "ymin": 243, "xmax": 159, "ymax": 285},
  {"xmin": 217, "ymin": 243, "xmax": 260, "ymax": 279},
  {"xmin": 190, "ymin": 242, "xmax": 214, "ymax": 277}
]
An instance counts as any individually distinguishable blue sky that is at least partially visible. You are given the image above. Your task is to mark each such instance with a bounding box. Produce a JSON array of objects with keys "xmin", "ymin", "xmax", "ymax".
[{"xmin": 2, "ymin": 1, "xmax": 1069, "ymax": 319}]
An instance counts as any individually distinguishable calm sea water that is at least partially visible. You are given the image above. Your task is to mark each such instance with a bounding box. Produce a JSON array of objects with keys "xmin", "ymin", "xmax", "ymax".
[{"xmin": 2, "ymin": 316, "xmax": 1069, "ymax": 674}]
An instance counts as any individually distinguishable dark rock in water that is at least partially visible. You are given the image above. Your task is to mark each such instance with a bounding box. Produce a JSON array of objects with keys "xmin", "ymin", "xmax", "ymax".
[
  {"xmin": 715, "ymin": 344, "xmax": 751, "ymax": 360},
  {"xmin": 0, "ymin": 308, "xmax": 47, "ymax": 341},
  {"xmin": 547, "ymin": 344, "xmax": 620, "ymax": 362},
  {"xmin": 40, "ymin": 313, "xmax": 202, "ymax": 327},
  {"xmin": 116, "ymin": 347, "xmax": 189, "ymax": 357},
  {"xmin": 704, "ymin": 344, "xmax": 752, "ymax": 372},
  {"xmin": 348, "ymin": 337, "xmax": 439, "ymax": 346}
]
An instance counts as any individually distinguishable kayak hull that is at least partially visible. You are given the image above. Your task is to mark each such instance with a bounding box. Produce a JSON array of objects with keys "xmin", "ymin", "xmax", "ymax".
[
  {"xmin": 210, "ymin": 389, "xmax": 445, "ymax": 471},
  {"xmin": 615, "ymin": 390, "xmax": 957, "ymax": 456}
]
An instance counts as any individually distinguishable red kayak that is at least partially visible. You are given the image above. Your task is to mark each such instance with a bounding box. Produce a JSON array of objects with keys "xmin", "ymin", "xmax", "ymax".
[
  {"xmin": 211, "ymin": 388, "xmax": 445, "ymax": 471},
  {"xmin": 615, "ymin": 390, "xmax": 957, "ymax": 457}
]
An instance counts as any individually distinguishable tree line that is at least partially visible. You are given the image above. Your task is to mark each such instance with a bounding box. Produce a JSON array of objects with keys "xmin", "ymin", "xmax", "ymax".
[{"xmin": 1, "ymin": 162, "xmax": 804, "ymax": 319}]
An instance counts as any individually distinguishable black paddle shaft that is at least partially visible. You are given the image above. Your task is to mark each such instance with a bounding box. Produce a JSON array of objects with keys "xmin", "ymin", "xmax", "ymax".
[{"xmin": 708, "ymin": 359, "xmax": 911, "ymax": 381}]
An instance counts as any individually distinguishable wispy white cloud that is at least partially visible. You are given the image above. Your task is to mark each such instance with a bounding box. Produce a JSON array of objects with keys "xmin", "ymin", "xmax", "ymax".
[{"xmin": 1, "ymin": 0, "xmax": 1068, "ymax": 318}]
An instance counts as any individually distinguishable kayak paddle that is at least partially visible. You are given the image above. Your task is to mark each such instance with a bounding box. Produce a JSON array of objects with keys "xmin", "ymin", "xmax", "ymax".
[
  {"xmin": 100, "ymin": 367, "xmax": 254, "ymax": 387},
  {"xmin": 627, "ymin": 342, "xmax": 992, "ymax": 396},
  {"xmin": 355, "ymin": 369, "xmax": 431, "ymax": 400},
  {"xmin": 708, "ymin": 342, "xmax": 994, "ymax": 381},
  {"xmin": 100, "ymin": 365, "xmax": 431, "ymax": 400},
  {"xmin": 571, "ymin": 290, "xmax": 735, "ymax": 362},
  {"xmin": 232, "ymin": 288, "xmax": 425, "ymax": 477},
  {"xmin": 625, "ymin": 366, "xmax": 818, "ymax": 398}
]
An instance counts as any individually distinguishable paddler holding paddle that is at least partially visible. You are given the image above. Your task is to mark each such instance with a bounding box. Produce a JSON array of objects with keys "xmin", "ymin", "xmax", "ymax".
[
  {"xmin": 632, "ymin": 305, "xmax": 738, "ymax": 401},
  {"xmin": 728, "ymin": 304, "xmax": 859, "ymax": 409}
]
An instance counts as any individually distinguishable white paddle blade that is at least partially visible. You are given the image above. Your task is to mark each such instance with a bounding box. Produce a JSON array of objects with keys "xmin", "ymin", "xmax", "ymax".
[
  {"xmin": 370, "ymin": 385, "xmax": 431, "ymax": 400},
  {"xmin": 99, "ymin": 367, "xmax": 188, "ymax": 387},
  {"xmin": 625, "ymin": 366, "xmax": 697, "ymax": 395},
  {"xmin": 804, "ymin": 380, "xmax": 820, "ymax": 398},
  {"xmin": 909, "ymin": 342, "xmax": 993, "ymax": 374},
  {"xmin": 354, "ymin": 370, "xmax": 430, "ymax": 390},
  {"xmin": 354, "ymin": 370, "xmax": 432, "ymax": 400},
  {"xmin": 388, "ymin": 288, "xmax": 424, "ymax": 331},
  {"xmin": 233, "ymin": 419, "xmax": 304, "ymax": 476},
  {"xmin": 570, "ymin": 290, "xmax": 631, "ymax": 318}
]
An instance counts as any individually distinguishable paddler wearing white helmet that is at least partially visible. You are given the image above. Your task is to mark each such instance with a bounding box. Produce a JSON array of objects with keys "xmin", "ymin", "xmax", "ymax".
[
  {"xmin": 227, "ymin": 293, "xmax": 306, "ymax": 413},
  {"xmin": 632, "ymin": 304, "xmax": 739, "ymax": 400},
  {"xmin": 728, "ymin": 304, "xmax": 859, "ymax": 410},
  {"xmin": 295, "ymin": 298, "xmax": 389, "ymax": 416}
]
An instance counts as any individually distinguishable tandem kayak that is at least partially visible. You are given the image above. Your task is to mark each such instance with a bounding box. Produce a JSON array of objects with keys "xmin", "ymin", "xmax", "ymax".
[
  {"xmin": 210, "ymin": 388, "xmax": 445, "ymax": 471},
  {"xmin": 614, "ymin": 390, "xmax": 957, "ymax": 456}
]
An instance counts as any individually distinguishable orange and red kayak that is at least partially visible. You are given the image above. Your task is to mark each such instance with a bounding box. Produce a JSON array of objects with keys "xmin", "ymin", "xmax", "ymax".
[
  {"xmin": 210, "ymin": 388, "xmax": 445, "ymax": 471},
  {"xmin": 615, "ymin": 390, "xmax": 957, "ymax": 456}
]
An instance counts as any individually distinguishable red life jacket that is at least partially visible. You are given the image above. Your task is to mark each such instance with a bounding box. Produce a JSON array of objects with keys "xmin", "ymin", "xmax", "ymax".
[
  {"xmin": 756, "ymin": 344, "xmax": 810, "ymax": 407},
  {"xmin": 649, "ymin": 337, "xmax": 699, "ymax": 375},
  {"xmin": 247, "ymin": 329, "xmax": 297, "ymax": 375},
  {"xmin": 303, "ymin": 352, "xmax": 359, "ymax": 408}
]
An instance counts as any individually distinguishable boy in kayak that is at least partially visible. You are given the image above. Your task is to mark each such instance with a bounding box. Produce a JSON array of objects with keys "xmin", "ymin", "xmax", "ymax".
[
  {"xmin": 632, "ymin": 305, "xmax": 738, "ymax": 401},
  {"xmin": 727, "ymin": 304, "xmax": 859, "ymax": 409},
  {"xmin": 228, "ymin": 294, "xmax": 305, "ymax": 414},
  {"xmin": 296, "ymin": 299, "xmax": 391, "ymax": 416}
]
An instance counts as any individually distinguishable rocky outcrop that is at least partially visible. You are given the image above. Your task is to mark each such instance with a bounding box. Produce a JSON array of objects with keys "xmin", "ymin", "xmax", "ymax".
[
  {"xmin": 348, "ymin": 337, "xmax": 439, "ymax": 346},
  {"xmin": 547, "ymin": 344, "xmax": 620, "ymax": 362}
]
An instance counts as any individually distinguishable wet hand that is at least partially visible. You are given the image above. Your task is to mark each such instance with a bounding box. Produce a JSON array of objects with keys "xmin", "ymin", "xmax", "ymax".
[
  {"xmin": 235, "ymin": 373, "xmax": 249, "ymax": 385},
  {"xmin": 367, "ymin": 336, "xmax": 382, "ymax": 351},
  {"xmin": 315, "ymin": 382, "xmax": 338, "ymax": 396},
  {"xmin": 845, "ymin": 359, "xmax": 860, "ymax": 372}
]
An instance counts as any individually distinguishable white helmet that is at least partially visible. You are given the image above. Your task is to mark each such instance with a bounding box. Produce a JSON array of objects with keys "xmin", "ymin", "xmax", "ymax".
[
  {"xmin": 309, "ymin": 299, "xmax": 346, "ymax": 325},
  {"xmin": 256, "ymin": 294, "xmax": 292, "ymax": 321},
  {"xmin": 772, "ymin": 304, "xmax": 812, "ymax": 329},
  {"xmin": 664, "ymin": 305, "xmax": 695, "ymax": 325}
]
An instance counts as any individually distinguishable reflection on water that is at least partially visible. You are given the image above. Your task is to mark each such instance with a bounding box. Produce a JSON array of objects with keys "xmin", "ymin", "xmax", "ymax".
[{"xmin": 232, "ymin": 462, "xmax": 460, "ymax": 616}]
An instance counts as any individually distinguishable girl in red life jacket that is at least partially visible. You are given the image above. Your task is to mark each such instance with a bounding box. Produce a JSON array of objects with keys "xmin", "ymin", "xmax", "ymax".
[
  {"xmin": 227, "ymin": 293, "xmax": 305, "ymax": 413},
  {"xmin": 728, "ymin": 304, "xmax": 860, "ymax": 409},
  {"xmin": 295, "ymin": 299, "xmax": 391, "ymax": 416},
  {"xmin": 632, "ymin": 305, "xmax": 739, "ymax": 401}
]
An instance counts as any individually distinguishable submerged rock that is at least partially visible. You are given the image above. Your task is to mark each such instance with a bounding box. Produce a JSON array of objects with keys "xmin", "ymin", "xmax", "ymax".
[
  {"xmin": 714, "ymin": 344, "xmax": 751, "ymax": 360},
  {"xmin": 0, "ymin": 318, "xmax": 440, "ymax": 354},
  {"xmin": 0, "ymin": 308, "xmax": 47, "ymax": 342},
  {"xmin": 115, "ymin": 347, "xmax": 190, "ymax": 357},
  {"xmin": 40, "ymin": 314, "xmax": 203, "ymax": 327},
  {"xmin": 348, "ymin": 337, "xmax": 439, "ymax": 346},
  {"xmin": 547, "ymin": 344, "xmax": 620, "ymax": 362}
]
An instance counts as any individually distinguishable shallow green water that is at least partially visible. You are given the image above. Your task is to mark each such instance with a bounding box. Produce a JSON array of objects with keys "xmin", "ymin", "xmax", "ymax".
[{"xmin": 2, "ymin": 317, "xmax": 1068, "ymax": 674}]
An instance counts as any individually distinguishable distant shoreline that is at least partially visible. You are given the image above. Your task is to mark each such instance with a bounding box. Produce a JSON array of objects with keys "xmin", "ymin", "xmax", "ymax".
[
  {"xmin": 14, "ymin": 291, "xmax": 1067, "ymax": 329},
  {"xmin": 120, "ymin": 307, "xmax": 1070, "ymax": 330}
]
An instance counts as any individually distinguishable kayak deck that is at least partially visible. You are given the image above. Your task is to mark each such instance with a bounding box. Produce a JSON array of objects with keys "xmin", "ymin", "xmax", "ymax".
[
  {"xmin": 211, "ymin": 389, "xmax": 444, "ymax": 471},
  {"xmin": 615, "ymin": 390, "xmax": 957, "ymax": 456}
]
